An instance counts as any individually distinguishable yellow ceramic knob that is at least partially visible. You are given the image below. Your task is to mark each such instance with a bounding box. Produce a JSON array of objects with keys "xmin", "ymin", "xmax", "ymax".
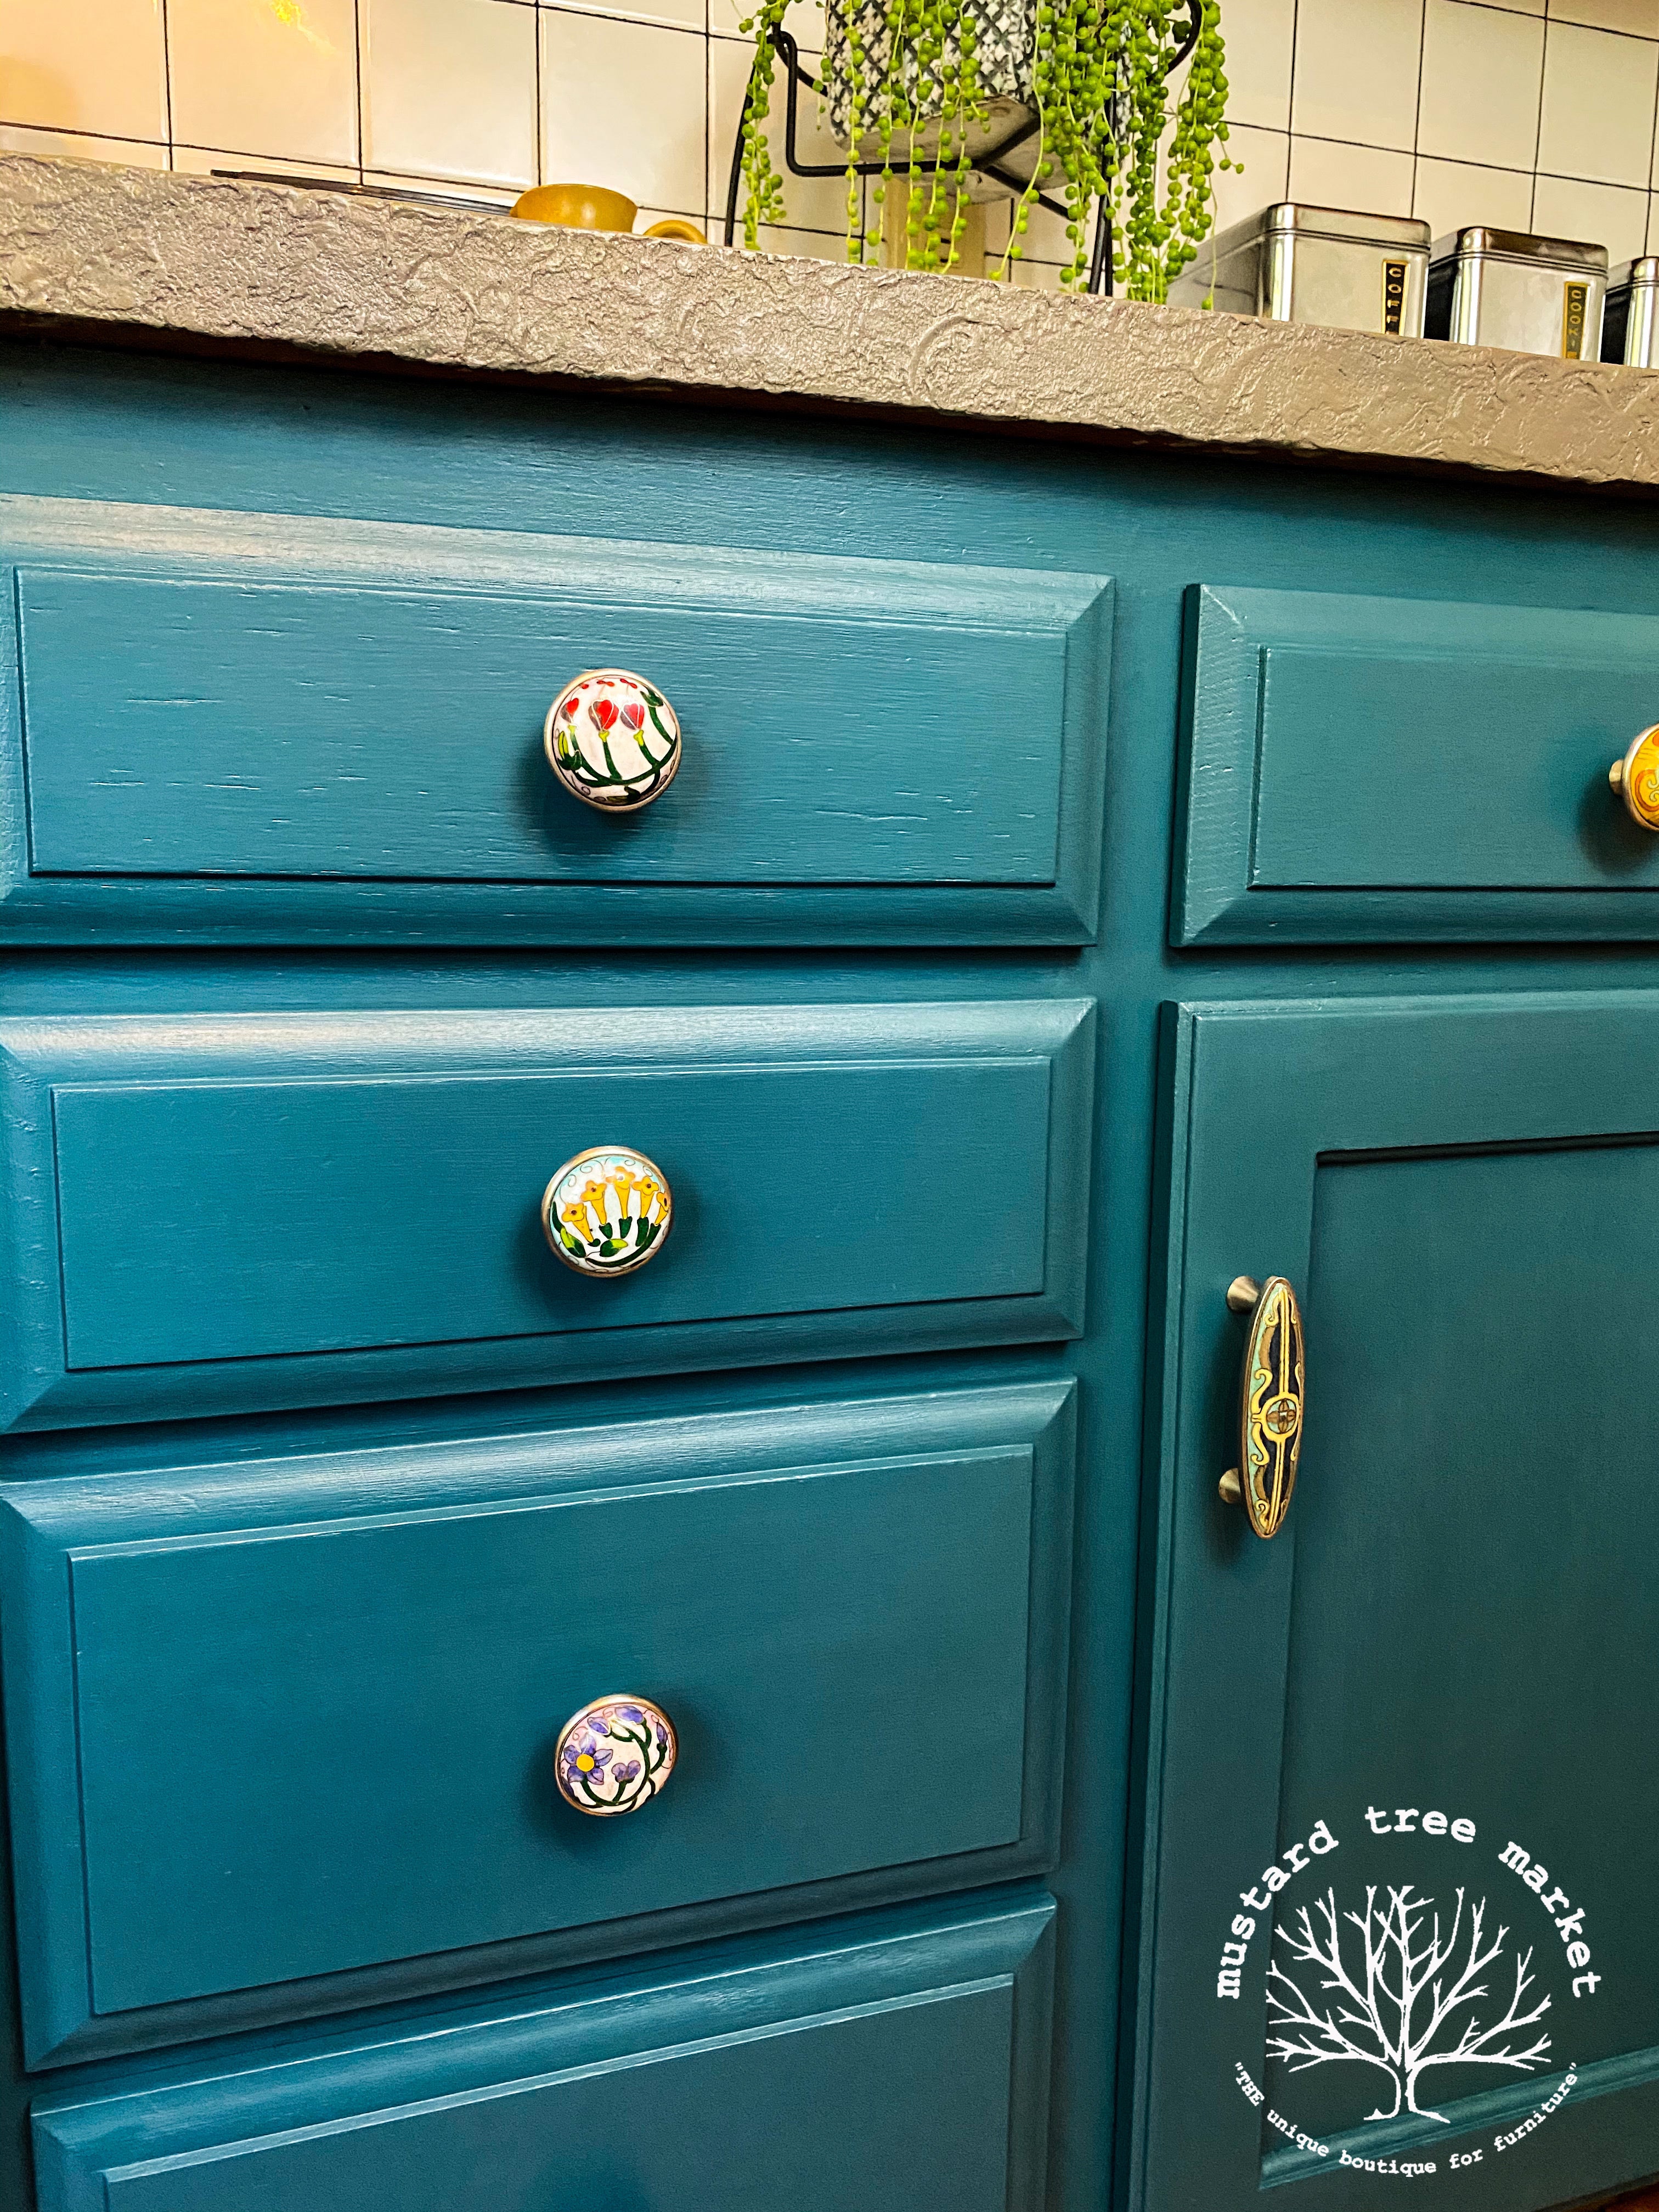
[
  {"xmin": 544, "ymin": 669, "xmax": 681, "ymax": 811},
  {"xmin": 1610, "ymin": 725, "xmax": 1659, "ymax": 830},
  {"xmin": 541, "ymin": 1146, "xmax": 672, "ymax": 1277},
  {"xmin": 556, "ymin": 1695, "xmax": 677, "ymax": 1815}
]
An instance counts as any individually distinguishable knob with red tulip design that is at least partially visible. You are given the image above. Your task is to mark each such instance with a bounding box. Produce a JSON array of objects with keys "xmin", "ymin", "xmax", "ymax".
[{"xmin": 544, "ymin": 669, "xmax": 681, "ymax": 811}]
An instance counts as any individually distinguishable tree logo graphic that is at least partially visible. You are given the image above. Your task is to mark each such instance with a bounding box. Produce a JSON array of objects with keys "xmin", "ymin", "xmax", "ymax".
[{"xmin": 1267, "ymin": 1885, "xmax": 1553, "ymax": 2124}]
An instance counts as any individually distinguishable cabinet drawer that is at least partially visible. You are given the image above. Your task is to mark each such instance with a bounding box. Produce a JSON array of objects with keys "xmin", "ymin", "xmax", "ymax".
[
  {"xmin": 0, "ymin": 997, "xmax": 1092, "ymax": 1431},
  {"xmin": 32, "ymin": 1897, "xmax": 1056, "ymax": 2212},
  {"xmin": 2, "ymin": 1380, "xmax": 1074, "ymax": 2064},
  {"xmin": 0, "ymin": 495, "xmax": 1112, "ymax": 945},
  {"xmin": 1176, "ymin": 583, "xmax": 1659, "ymax": 943}
]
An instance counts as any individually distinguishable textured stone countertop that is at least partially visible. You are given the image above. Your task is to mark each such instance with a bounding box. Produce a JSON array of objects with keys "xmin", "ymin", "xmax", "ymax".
[{"xmin": 3, "ymin": 150, "xmax": 1658, "ymax": 495}]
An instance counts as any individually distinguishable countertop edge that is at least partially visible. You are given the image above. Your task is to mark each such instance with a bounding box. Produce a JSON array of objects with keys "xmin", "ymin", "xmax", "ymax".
[{"xmin": 3, "ymin": 154, "xmax": 1658, "ymax": 495}]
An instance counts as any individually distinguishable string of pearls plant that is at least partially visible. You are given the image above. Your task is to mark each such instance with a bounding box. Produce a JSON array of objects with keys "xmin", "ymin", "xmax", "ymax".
[{"xmin": 736, "ymin": 0, "xmax": 1232, "ymax": 297}]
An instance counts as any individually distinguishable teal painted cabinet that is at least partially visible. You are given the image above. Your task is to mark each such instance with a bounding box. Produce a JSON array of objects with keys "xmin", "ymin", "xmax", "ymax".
[
  {"xmin": 2, "ymin": 329, "xmax": 1658, "ymax": 2212},
  {"xmin": 30, "ymin": 1900, "xmax": 1059, "ymax": 2212},
  {"xmin": 1132, "ymin": 996, "xmax": 1659, "ymax": 2212}
]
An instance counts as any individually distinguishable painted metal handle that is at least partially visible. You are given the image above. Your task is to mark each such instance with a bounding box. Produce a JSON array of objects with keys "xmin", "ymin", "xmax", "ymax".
[
  {"xmin": 1610, "ymin": 725, "xmax": 1659, "ymax": 830},
  {"xmin": 541, "ymin": 1147, "xmax": 673, "ymax": 1277},
  {"xmin": 544, "ymin": 668, "xmax": 682, "ymax": 810},
  {"xmin": 1218, "ymin": 1273, "xmax": 1305, "ymax": 1539},
  {"xmin": 556, "ymin": 1695, "xmax": 678, "ymax": 1815}
]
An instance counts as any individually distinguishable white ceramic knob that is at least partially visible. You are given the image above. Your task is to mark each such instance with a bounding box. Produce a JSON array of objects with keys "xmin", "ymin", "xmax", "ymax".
[
  {"xmin": 544, "ymin": 668, "xmax": 681, "ymax": 810},
  {"xmin": 556, "ymin": 1695, "xmax": 677, "ymax": 1815},
  {"xmin": 541, "ymin": 1147, "xmax": 672, "ymax": 1277}
]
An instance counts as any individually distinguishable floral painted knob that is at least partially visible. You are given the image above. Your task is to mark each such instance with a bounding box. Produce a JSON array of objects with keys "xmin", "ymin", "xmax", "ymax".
[
  {"xmin": 556, "ymin": 1695, "xmax": 678, "ymax": 1816},
  {"xmin": 541, "ymin": 1146, "xmax": 672, "ymax": 1277},
  {"xmin": 544, "ymin": 668, "xmax": 681, "ymax": 810}
]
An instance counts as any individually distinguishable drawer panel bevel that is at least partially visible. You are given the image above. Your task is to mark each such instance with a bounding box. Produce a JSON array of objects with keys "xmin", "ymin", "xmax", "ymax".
[
  {"xmin": 0, "ymin": 996, "xmax": 1094, "ymax": 1431},
  {"xmin": 1, "ymin": 1378, "xmax": 1075, "ymax": 2064}
]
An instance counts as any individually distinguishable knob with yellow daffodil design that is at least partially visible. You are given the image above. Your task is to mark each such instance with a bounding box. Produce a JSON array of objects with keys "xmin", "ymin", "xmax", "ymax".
[
  {"xmin": 541, "ymin": 1146, "xmax": 672, "ymax": 1277},
  {"xmin": 556, "ymin": 1695, "xmax": 678, "ymax": 1816}
]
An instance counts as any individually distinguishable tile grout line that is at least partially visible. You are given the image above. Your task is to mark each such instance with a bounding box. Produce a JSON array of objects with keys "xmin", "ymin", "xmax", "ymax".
[
  {"xmin": 1284, "ymin": 0, "xmax": 1298, "ymax": 201},
  {"xmin": 1530, "ymin": 13, "xmax": 1548, "ymax": 225},
  {"xmin": 159, "ymin": 0, "xmax": 174, "ymax": 170},
  {"xmin": 1411, "ymin": 0, "xmax": 1428, "ymax": 222}
]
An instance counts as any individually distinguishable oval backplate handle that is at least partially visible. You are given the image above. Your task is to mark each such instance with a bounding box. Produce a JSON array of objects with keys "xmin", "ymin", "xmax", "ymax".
[{"xmin": 1220, "ymin": 1273, "xmax": 1305, "ymax": 1540}]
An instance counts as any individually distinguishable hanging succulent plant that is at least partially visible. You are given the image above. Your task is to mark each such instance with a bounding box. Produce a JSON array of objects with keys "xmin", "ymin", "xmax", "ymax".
[{"xmin": 736, "ymin": 0, "xmax": 1232, "ymax": 297}]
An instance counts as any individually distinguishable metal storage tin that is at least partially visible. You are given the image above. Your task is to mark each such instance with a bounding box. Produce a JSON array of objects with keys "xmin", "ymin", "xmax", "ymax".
[
  {"xmin": 1426, "ymin": 228, "xmax": 1607, "ymax": 358},
  {"xmin": 1167, "ymin": 202, "xmax": 1431, "ymax": 335},
  {"xmin": 1602, "ymin": 257, "xmax": 1659, "ymax": 366}
]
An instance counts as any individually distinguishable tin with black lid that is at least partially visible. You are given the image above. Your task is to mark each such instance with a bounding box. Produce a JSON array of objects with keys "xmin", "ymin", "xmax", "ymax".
[
  {"xmin": 1167, "ymin": 202, "xmax": 1431, "ymax": 335},
  {"xmin": 1602, "ymin": 257, "xmax": 1659, "ymax": 366},
  {"xmin": 1426, "ymin": 228, "xmax": 1607, "ymax": 358}
]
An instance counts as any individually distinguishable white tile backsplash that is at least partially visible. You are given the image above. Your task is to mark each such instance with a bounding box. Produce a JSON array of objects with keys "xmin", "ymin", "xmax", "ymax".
[
  {"xmin": 707, "ymin": 29, "xmax": 756, "ymax": 228},
  {"xmin": 1292, "ymin": 0, "xmax": 1426, "ymax": 151},
  {"xmin": 166, "ymin": 0, "xmax": 360, "ymax": 166},
  {"xmin": 1211, "ymin": 0, "xmax": 1295, "ymax": 130},
  {"xmin": 541, "ymin": 9, "xmax": 706, "ymax": 213},
  {"xmin": 1538, "ymin": 16, "xmax": 1659, "ymax": 185},
  {"xmin": 709, "ymin": 0, "xmax": 824, "ymax": 41},
  {"xmin": 1532, "ymin": 165, "xmax": 1650, "ymax": 251},
  {"xmin": 1209, "ymin": 121, "xmax": 1291, "ymax": 228},
  {"xmin": 361, "ymin": 0, "xmax": 538, "ymax": 187},
  {"xmin": 8, "ymin": 0, "xmax": 1659, "ymax": 277},
  {"xmin": 170, "ymin": 143, "xmax": 360, "ymax": 180},
  {"xmin": 1412, "ymin": 152, "xmax": 1534, "ymax": 236},
  {"xmin": 1418, "ymin": 0, "xmax": 1545, "ymax": 168},
  {"xmin": 1550, "ymin": 0, "xmax": 1658, "ymax": 33},
  {"xmin": 0, "ymin": 0, "xmax": 166, "ymax": 142},
  {"xmin": 0, "ymin": 121, "xmax": 169, "ymax": 165},
  {"xmin": 1288, "ymin": 134, "xmax": 1416, "ymax": 215}
]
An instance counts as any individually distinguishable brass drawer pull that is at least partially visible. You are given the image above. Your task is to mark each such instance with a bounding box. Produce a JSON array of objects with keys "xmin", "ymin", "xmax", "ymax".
[
  {"xmin": 541, "ymin": 1147, "xmax": 673, "ymax": 1277},
  {"xmin": 545, "ymin": 668, "xmax": 682, "ymax": 810},
  {"xmin": 1610, "ymin": 724, "xmax": 1659, "ymax": 830},
  {"xmin": 1218, "ymin": 1273, "xmax": 1304, "ymax": 1539},
  {"xmin": 556, "ymin": 1696, "xmax": 678, "ymax": 1815}
]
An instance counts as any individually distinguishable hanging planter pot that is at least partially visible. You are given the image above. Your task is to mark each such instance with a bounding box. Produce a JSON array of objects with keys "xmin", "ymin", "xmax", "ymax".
[
  {"xmin": 819, "ymin": 0, "xmax": 1036, "ymax": 171},
  {"xmin": 734, "ymin": 0, "xmax": 1233, "ymax": 296}
]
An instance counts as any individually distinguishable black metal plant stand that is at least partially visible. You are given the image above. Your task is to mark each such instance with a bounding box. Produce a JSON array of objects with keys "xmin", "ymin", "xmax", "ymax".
[{"xmin": 721, "ymin": 8, "xmax": 1199, "ymax": 295}]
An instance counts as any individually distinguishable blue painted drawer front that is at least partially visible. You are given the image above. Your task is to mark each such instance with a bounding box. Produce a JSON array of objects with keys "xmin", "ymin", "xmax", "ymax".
[
  {"xmin": 0, "ymin": 997, "xmax": 1092, "ymax": 1431},
  {"xmin": 0, "ymin": 495, "xmax": 1111, "ymax": 945},
  {"xmin": 31, "ymin": 1896, "xmax": 1056, "ymax": 2212},
  {"xmin": 1177, "ymin": 583, "xmax": 1659, "ymax": 943},
  {"xmin": 1, "ymin": 1379, "xmax": 1074, "ymax": 2065}
]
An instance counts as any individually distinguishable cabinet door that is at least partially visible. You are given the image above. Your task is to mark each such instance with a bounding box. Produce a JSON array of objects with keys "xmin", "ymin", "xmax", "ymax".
[{"xmin": 1132, "ymin": 995, "xmax": 1659, "ymax": 2212}]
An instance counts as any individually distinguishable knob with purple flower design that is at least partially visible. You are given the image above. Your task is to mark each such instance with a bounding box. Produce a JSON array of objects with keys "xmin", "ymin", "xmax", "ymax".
[
  {"xmin": 555, "ymin": 1695, "xmax": 678, "ymax": 1816},
  {"xmin": 544, "ymin": 668, "xmax": 681, "ymax": 811}
]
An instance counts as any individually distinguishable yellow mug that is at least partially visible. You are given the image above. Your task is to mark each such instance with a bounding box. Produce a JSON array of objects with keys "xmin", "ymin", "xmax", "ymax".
[{"xmin": 511, "ymin": 184, "xmax": 705, "ymax": 244}]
